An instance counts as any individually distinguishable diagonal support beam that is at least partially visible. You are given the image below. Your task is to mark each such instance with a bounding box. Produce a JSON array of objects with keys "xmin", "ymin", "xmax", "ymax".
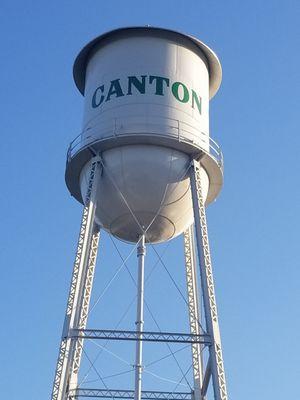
[
  {"xmin": 184, "ymin": 226, "xmax": 205, "ymax": 400},
  {"xmin": 69, "ymin": 224, "xmax": 100, "ymax": 387},
  {"xmin": 190, "ymin": 159, "xmax": 228, "ymax": 400},
  {"xmin": 201, "ymin": 357, "xmax": 212, "ymax": 397}
]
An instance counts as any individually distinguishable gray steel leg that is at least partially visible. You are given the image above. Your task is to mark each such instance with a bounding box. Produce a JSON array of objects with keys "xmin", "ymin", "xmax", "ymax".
[
  {"xmin": 69, "ymin": 224, "xmax": 100, "ymax": 389},
  {"xmin": 183, "ymin": 226, "xmax": 204, "ymax": 400},
  {"xmin": 51, "ymin": 157, "xmax": 101, "ymax": 400},
  {"xmin": 190, "ymin": 159, "xmax": 228, "ymax": 400}
]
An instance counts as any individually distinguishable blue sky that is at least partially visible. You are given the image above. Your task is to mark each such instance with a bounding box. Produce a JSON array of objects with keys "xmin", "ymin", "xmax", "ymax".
[{"xmin": 0, "ymin": 0, "xmax": 299, "ymax": 399}]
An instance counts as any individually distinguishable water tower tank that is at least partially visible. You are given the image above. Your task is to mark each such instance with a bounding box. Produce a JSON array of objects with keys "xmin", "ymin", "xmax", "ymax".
[{"xmin": 66, "ymin": 26, "xmax": 223, "ymax": 243}]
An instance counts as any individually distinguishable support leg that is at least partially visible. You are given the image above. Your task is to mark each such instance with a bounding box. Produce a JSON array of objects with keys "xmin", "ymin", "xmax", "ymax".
[
  {"xmin": 183, "ymin": 226, "xmax": 204, "ymax": 400},
  {"xmin": 69, "ymin": 224, "xmax": 100, "ymax": 389},
  {"xmin": 134, "ymin": 235, "xmax": 146, "ymax": 400},
  {"xmin": 201, "ymin": 356, "xmax": 212, "ymax": 397},
  {"xmin": 190, "ymin": 159, "xmax": 228, "ymax": 400},
  {"xmin": 51, "ymin": 158, "xmax": 101, "ymax": 400}
]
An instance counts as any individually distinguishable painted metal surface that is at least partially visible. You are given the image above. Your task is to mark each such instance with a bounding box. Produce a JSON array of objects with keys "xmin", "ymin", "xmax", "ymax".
[
  {"xmin": 73, "ymin": 27, "xmax": 221, "ymax": 97},
  {"xmin": 80, "ymin": 145, "xmax": 209, "ymax": 243},
  {"xmin": 53, "ymin": 26, "xmax": 228, "ymax": 400},
  {"xmin": 184, "ymin": 226, "xmax": 204, "ymax": 399},
  {"xmin": 80, "ymin": 32, "xmax": 210, "ymax": 153},
  {"xmin": 69, "ymin": 329, "xmax": 211, "ymax": 344},
  {"xmin": 52, "ymin": 160, "xmax": 228, "ymax": 400},
  {"xmin": 52, "ymin": 158, "xmax": 101, "ymax": 400},
  {"xmin": 68, "ymin": 388, "xmax": 192, "ymax": 399},
  {"xmin": 190, "ymin": 160, "xmax": 228, "ymax": 400},
  {"xmin": 66, "ymin": 27, "xmax": 223, "ymax": 243},
  {"xmin": 134, "ymin": 236, "xmax": 146, "ymax": 400}
]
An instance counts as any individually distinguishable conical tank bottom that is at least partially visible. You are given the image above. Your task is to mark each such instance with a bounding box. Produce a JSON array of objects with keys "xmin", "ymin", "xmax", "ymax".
[{"xmin": 80, "ymin": 144, "xmax": 209, "ymax": 243}]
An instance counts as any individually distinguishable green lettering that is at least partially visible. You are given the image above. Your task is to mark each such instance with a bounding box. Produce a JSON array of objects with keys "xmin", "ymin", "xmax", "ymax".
[
  {"xmin": 149, "ymin": 75, "xmax": 169, "ymax": 95},
  {"xmin": 127, "ymin": 75, "xmax": 147, "ymax": 95},
  {"xmin": 92, "ymin": 76, "xmax": 200, "ymax": 113},
  {"xmin": 106, "ymin": 79, "xmax": 124, "ymax": 102},
  {"xmin": 192, "ymin": 90, "xmax": 202, "ymax": 114},
  {"xmin": 92, "ymin": 85, "xmax": 105, "ymax": 108},
  {"xmin": 172, "ymin": 82, "xmax": 189, "ymax": 103}
]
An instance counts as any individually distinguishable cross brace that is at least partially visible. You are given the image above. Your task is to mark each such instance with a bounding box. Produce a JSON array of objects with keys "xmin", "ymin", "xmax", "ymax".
[
  {"xmin": 68, "ymin": 389, "xmax": 192, "ymax": 400},
  {"xmin": 69, "ymin": 329, "xmax": 211, "ymax": 344}
]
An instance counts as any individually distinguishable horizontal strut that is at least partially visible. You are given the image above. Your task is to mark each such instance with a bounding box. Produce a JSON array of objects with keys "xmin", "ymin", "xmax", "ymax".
[
  {"xmin": 68, "ymin": 388, "xmax": 192, "ymax": 400},
  {"xmin": 69, "ymin": 329, "xmax": 211, "ymax": 344}
]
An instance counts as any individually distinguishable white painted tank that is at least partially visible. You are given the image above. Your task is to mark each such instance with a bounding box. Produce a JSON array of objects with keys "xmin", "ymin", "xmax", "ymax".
[{"xmin": 66, "ymin": 27, "xmax": 223, "ymax": 243}]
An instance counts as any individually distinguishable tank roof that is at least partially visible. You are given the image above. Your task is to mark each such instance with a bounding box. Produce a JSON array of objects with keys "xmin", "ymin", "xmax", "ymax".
[{"xmin": 73, "ymin": 26, "xmax": 222, "ymax": 99}]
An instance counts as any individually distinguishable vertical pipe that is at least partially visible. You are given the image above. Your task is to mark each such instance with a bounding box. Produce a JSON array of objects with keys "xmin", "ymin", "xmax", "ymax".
[{"xmin": 134, "ymin": 235, "xmax": 146, "ymax": 400}]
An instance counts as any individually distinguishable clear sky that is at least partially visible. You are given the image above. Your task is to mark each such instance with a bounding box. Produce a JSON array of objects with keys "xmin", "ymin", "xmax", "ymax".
[{"xmin": 0, "ymin": 0, "xmax": 299, "ymax": 399}]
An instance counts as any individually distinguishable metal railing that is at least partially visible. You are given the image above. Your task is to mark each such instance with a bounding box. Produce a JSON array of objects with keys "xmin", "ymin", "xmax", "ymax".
[{"xmin": 66, "ymin": 116, "xmax": 223, "ymax": 169}]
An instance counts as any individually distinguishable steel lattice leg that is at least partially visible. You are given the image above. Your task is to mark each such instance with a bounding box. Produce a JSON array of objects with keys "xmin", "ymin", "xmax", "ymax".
[
  {"xmin": 183, "ymin": 226, "xmax": 204, "ymax": 400},
  {"xmin": 69, "ymin": 225, "xmax": 100, "ymax": 388},
  {"xmin": 51, "ymin": 157, "xmax": 101, "ymax": 400},
  {"xmin": 190, "ymin": 159, "xmax": 228, "ymax": 400}
]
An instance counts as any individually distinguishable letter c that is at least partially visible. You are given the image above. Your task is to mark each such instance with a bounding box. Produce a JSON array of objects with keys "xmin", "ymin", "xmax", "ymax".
[{"xmin": 92, "ymin": 85, "xmax": 105, "ymax": 108}]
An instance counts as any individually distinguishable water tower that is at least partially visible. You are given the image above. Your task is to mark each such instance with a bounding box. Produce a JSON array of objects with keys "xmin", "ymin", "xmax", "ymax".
[{"xmin": 51, "ymin": 27, "xmax": 228, "ymax": 400}]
